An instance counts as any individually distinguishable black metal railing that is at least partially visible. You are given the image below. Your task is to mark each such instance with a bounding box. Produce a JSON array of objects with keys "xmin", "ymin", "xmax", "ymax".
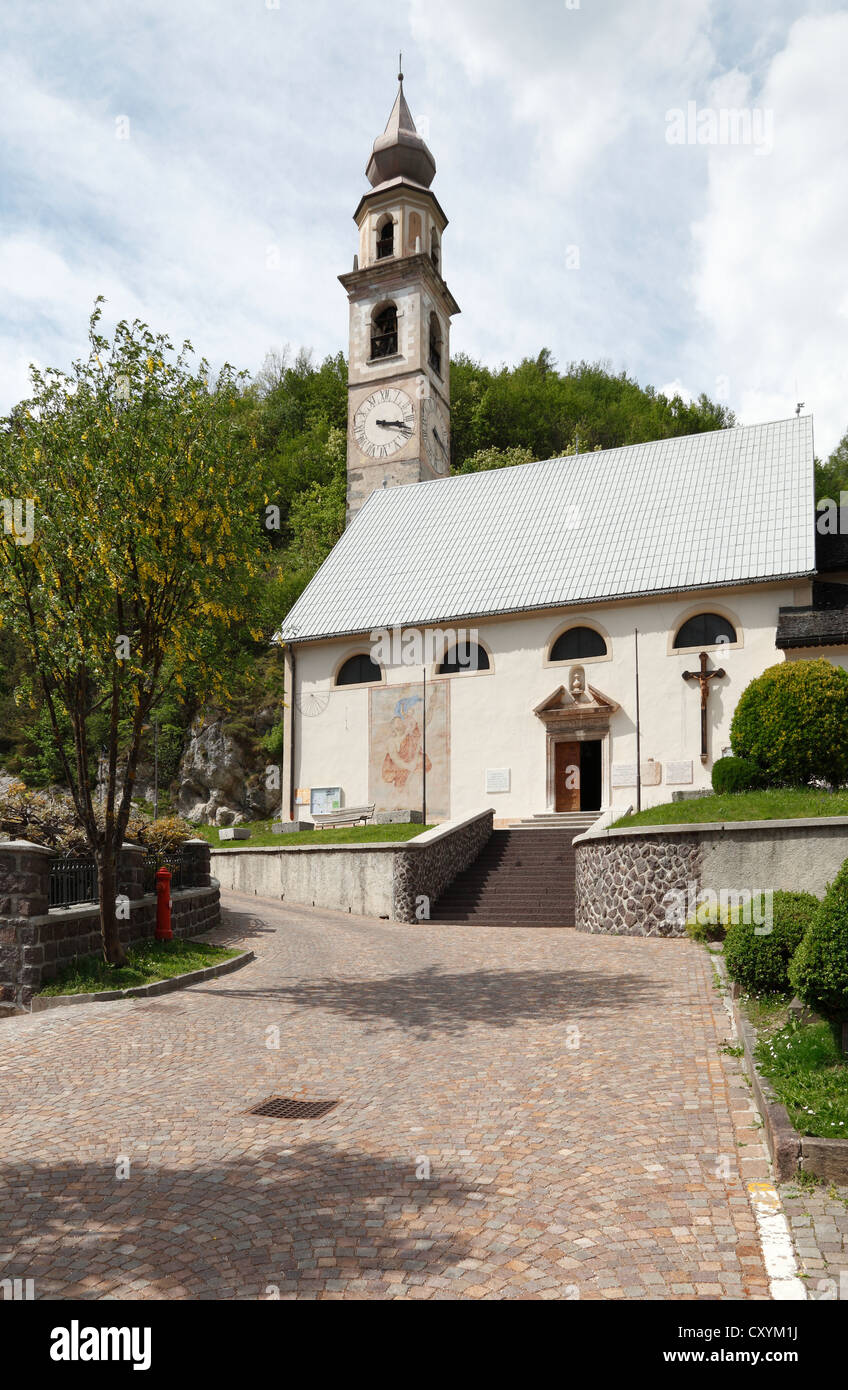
[
  {"xmin": 49, "ymin": 857, "xmax": 98, "ymax": 909},
  {"xmin": 370, "ymin": 329, "xmax": 398, "ymax": 358},
  {"xmin": 143, "ymin": 851, "xmax": 184, "ymax": 895}
]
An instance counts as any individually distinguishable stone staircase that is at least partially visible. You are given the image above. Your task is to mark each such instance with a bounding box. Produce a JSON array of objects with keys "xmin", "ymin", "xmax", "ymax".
[{"xmin": 428, "ymin": 812, "xmax": 599, "ymax": 927}]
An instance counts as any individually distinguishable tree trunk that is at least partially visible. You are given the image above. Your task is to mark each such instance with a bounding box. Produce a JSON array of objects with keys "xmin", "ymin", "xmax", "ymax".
[{"xmin": 97, "ymin": 848, "xmax": 127, "ymax": 966}]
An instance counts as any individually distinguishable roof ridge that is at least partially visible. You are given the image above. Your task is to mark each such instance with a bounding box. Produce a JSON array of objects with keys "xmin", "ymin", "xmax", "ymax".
[
  {"xmin": 279, "ymin": 415, "xmax": 816, "ymax": 642},
  {"xmin": 357, "ymin": 413, "xmax": 814, "ymax": 509}
]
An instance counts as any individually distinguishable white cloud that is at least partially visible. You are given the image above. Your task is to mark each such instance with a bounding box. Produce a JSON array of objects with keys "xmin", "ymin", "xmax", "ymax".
[
  {"xmin": 659, "ymin": 379, "xmax": 694, "ymax": 404},
  {"xmin": 690, "ymin": 12, "xmax": 848, "ymax": 453},
  {"xmin": 0, "ymin": 0, "xmax": 845, "ymax": 462}
]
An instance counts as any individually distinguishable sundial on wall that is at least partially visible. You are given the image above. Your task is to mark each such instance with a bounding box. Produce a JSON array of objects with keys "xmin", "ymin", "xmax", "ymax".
[{"xmin": 295, "ymin": 691, "xmax": 330, "ymax": 718}]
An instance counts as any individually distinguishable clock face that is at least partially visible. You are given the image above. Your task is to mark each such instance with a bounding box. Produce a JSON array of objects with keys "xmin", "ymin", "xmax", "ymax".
[
  {"xmin": 353, "ymin": 388, "xmax": 415, "ymax": 459},
  {"xmin": 423, "ymin": 395, "xmax": 450, "ymax": 473}
]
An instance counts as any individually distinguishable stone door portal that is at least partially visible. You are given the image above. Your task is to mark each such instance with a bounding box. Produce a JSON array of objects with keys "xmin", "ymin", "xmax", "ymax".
[{"xmin": 535, "ymin": 679, "xmax": 619, "ymax": 815}]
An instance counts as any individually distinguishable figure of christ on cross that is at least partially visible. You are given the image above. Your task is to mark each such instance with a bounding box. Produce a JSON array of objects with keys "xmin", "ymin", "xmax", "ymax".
[{"xmin": 682, "ymin": 650, "xmax": 726, "ymax": 764}]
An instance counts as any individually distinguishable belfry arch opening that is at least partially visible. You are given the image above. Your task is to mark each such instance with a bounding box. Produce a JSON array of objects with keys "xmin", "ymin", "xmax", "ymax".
[{"xmin": 371, "ymin": 303, "xmax": 398, "ymax": 359}]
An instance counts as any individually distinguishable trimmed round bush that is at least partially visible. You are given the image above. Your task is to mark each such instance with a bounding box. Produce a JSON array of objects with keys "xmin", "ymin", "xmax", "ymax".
[
  {"xmin": 724, "ymin": 890, "xmax": 820, "ymax": 994},
  {"xmin": 730, "ymin": 659, "xmax": 848, "ymax": 786},
  {"xmin": 789, "ymin": 860, "xmax": 848, "ymax": 1015},
  {"xmin": 711, "ymin": 756, "xmax": 760, "ymax": 795}
]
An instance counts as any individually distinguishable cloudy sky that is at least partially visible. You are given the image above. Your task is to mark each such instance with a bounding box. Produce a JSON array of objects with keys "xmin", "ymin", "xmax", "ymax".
[{"xmin": 1, "ymin": 0, "xmax": 846, "ymax": 454}]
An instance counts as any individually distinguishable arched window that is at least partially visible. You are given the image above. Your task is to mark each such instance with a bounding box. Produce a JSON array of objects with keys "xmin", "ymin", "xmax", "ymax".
[
  {"xmin": 336, "ymin": 653, "xmax": 382, "ymax": 686},
  {"xmin": 428, "ymin": 312, "xmax": 442, "ymax": 375},
  {"xmin": 437, "ymin": 642, "xmax": 490, "ymax": 674},
  {"xmin": 673, "ymin": 613, "xmax": 737, "ymax": 649},
  {"xmin": 371, "ymin": 304, "xmax": 398, "ymax": 359},
  {"xmin": 376, "ymin": 217, "xmax": 394, "ymax": 260},
  {"xmin": 549, "ymin": 627, "xmax": 608, "ymax": 662},
  {"xmin": 430, "ymin": 227, "xmax": 440, "ymax": 271}
]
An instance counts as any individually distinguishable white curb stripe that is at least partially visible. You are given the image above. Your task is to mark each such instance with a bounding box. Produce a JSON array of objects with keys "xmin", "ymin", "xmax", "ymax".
[{"xmin": 748, "ymin": 1181, "xmax": 807, "ymax": 1300}]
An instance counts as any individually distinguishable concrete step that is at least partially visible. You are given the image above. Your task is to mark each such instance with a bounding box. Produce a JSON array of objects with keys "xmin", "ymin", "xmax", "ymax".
[
  {"xmin": 431, "ymin": 825, "xmax": 580, "ymax": 926},
  {"xmin": 527, "ymin": 813, "xmax": 597, "ymax": 819},
  {"xmin": 430, "ymin": 913, "xmax": 575, "ymax": 926}
]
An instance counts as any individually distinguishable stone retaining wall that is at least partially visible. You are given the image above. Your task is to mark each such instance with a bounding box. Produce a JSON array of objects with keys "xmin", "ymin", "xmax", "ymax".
[
  {"xmin": 574, "ymin": 816, "xmax": 848, "ymax": 937},
  {"xmin": 211, "ymin": 811, "xmax": 495, "ymax": 923},
  {"xmin": 392, "ymin": 811, "xmax": 494, "ymax": 921},
  {"xmin": 575, "ymin": 832, "xmax": 703, "ymax": 937},
  {"xmin": 212, "ymin": 843, "xmax": 396, "ymax": 918},
  {"xmin": 0, "ymin": 838, "xmax": 218, "ymax": 1008}
]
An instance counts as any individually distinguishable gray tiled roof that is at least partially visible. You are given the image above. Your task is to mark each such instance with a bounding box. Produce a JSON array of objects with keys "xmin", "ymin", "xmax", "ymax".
[
  {"xmin": 776, "ymin": 607, "xmax": 848, "ymax": 648},
  {"xmin": 279, "ymin": 416, "xmax": 815, "ymax": 642},
  {"xmin": 776, "ymin": 580, "xmax": 848, "ymax": 649}
]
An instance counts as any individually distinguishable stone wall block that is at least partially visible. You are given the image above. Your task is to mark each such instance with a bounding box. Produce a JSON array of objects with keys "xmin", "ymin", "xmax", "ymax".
[
  {"xmin": 182, "ymin": 839, "xmax": 212, "ymax": 889},
  {"xmin": 392, "ymin": 813, "xmax": 494, "ymax": 922}
]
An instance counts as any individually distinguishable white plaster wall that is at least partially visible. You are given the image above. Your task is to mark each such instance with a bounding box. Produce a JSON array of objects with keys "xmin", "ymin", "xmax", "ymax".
[
  {"xmin": 293, "ymin": 666, "xmax": 372, "ymax": 809},
  {"xmin": 292, "ymin": 581, "xmax": 843, "ymax": 823}
]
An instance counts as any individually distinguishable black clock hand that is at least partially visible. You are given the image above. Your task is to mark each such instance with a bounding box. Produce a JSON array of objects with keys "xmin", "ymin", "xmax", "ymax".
[{"xmin": 376, "ymin": 419, "xmax": 412, "ymax": 430}]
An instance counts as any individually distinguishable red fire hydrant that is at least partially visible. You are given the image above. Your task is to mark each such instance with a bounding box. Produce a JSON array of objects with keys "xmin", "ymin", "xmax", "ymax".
[{"xmin": 155, "ymin": 866, "xmax": 173, "ymax": 941}]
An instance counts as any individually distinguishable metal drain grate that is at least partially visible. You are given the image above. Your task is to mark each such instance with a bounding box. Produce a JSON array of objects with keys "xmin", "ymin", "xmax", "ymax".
[{"xmin": 249, "ymin": 1097, "xmax": 339, "ymax": 1120}]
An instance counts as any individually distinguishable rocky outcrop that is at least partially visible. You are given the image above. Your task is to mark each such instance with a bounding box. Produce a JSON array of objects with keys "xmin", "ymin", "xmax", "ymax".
[
  {"xmin": 173, "ymin": 709, "xmax": 280, "ymax": 827},
  {"xmin": 2, "ymin": 701, "xmax": 282, "ymax": 831}
]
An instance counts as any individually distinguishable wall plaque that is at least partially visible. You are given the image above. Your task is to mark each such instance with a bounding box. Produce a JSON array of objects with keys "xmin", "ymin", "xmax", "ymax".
[
  {"xmin": 666, "ymin": 760, "xmax": 694, "ymax": 785},
  {"xmin": 611, "ymin": 763, "xmax": 637, "ymax": 787},
  {"xmin": 485, "ymin": 768, "xmax": 510, "ymax": 793},
  {"xmin": 612, "ymin": 762, "xmax": 662, "ymax": 788}
]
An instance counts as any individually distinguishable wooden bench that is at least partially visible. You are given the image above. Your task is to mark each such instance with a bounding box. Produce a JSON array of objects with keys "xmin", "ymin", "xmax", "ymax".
[{"xmin": 311, "ymin": 804, "xmax": 375, "ymax": 829}]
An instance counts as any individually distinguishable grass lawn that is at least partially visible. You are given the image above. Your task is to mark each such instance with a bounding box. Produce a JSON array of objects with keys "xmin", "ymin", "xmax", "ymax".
[
  {"xmin": 754, "ymin": 1016, "xmax": 848, "ymax": 1140},
  {"xmin": 36, "ymin": 938, "xmax": 241, "ymax": 996},
  {"xmin": 613, "ymin": 787, "xmax": 848, "ymax": 828},
  {"xmin": 196, "ymin": 819, "xmax": 433, "ymax": 848}
]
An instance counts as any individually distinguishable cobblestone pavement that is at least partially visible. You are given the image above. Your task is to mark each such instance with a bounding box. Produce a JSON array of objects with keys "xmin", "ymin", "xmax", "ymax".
[
  {"xmin": 0, "ymin": 894, "xmax": 773, "ymax": 1300},
  {"xmin": 779, "ymin": 1180, "xmax": 848, "ymax": 1299}
]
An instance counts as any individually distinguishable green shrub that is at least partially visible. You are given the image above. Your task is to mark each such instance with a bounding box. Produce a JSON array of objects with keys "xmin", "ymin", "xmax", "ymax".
[
  {"xmin": 260, "ymin": 719, "xmax": 285, "ymax": 760},
  {"xmin": 686, "ymin": 917, "xmax": 727, "ymax": 943},
  {"xmin": 789, "ymin": 860, "xmax": 848, "ymax": 1016},
  {"xmin": 0, "ymin": 781, "xmax": 148, "ymax": 854},
  {"xmin": 685, "ymin": 901, "xmax": 737, "ymax": 942},
  {"xmin": 137, "ymin": 815, "xmax": 195, "ymax": 855},
  {"xmin": 724, "ymin": 890, "xmax": 820, "ymax": 994},
  {"xmin": 711, "ymin": 756, "xmax": 761, "ymax": 794},
  {"xmin": 730, "ymin": 659, "xmax": 848, "ymax": 786}
]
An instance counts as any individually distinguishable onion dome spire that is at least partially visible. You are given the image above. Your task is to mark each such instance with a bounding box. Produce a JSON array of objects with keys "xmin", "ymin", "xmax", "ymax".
[{"xmin": 366, "ymin": 61, "xmax": 436, "ymax": 189}]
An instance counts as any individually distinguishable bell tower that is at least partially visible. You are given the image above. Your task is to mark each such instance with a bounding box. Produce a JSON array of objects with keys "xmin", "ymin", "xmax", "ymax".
[{"xmin": 339, "ymin": 66, "xmax": 460, "ymax": 525}]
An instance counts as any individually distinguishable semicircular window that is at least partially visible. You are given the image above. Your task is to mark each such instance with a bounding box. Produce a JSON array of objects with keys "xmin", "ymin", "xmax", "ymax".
[
  {"xmin": 437, "ymin": 642, "xmax": 490, "ymax": 674},
  {"xmin": 336, "ymin": 654, "xmax": 382, "ymax": 686},
  {"xmin": 549, "ymin": 627, "xmax": 608, "ymax": 662},
  {"xmin": 673, "ymin": 613, "xmax": 737, "ymax": 649}
]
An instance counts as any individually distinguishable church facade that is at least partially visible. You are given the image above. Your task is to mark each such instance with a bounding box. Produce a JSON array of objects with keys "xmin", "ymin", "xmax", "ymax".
[{"xmin": 277, "ymin": 77, "xmax": 848, "ymax": 827}]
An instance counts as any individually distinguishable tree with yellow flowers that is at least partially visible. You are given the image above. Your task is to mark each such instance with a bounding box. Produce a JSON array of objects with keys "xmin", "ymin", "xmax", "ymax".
[{"xmin": 0, "ymin": 301, "xmax": 272, "ymax": 965}]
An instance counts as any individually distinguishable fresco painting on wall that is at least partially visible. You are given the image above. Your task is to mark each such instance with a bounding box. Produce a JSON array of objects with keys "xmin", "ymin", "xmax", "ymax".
[{"xmin": 369, "ymin": 681, "xmax": 450, "ymax": 819}]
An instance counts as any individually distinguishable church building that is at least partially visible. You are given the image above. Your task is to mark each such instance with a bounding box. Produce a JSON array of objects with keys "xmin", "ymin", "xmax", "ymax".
[{"xmin": 277, "ymin": 75, "xmax": 848, "ymax": 828}]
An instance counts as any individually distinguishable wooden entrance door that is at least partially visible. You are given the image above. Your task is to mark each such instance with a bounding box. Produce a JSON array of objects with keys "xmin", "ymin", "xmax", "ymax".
[{"xmin": 554, "ymin": 740, "xmax": 581, "ymax": 812}]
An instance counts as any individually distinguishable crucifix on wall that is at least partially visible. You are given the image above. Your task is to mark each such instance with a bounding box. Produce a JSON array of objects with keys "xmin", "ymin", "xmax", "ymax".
[{"xmin": 682, "ymin": 651, "xmax": 726, "ymax": 765}]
